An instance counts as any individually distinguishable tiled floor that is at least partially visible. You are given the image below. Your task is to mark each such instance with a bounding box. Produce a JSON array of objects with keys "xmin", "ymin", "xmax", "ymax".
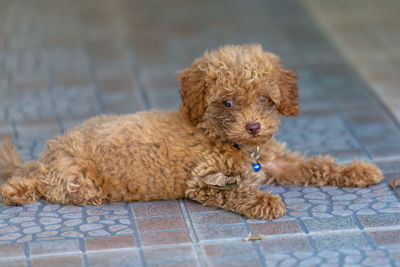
[
  {"xmin": 1, "ymin": 0, "xmax": 400, "ymax": 266},
  {"xmin": 304, "ymin": 0, "xmax": 400, "ymax": 123}
]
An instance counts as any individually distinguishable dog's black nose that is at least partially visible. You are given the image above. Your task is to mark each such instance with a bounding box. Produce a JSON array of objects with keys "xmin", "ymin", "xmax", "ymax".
[{"xmin": 246, "ymin": 122, "xmax": 261, "ymax": 136}]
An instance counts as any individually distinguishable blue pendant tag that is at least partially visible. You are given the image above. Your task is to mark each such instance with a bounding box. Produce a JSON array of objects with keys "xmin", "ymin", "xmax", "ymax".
[{"xmin": 252, "ymin": 162, "xmax": 261, "ymax": 172}]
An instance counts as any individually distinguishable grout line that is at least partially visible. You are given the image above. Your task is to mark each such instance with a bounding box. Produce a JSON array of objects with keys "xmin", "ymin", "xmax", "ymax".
[
  {"xmin": 2, "ymin": 73, "xmax": 12, "ymax": 121},
  {"xmin": 139, "ymin": 228, "xmax": 188, "ymax": 234},
  {"xmin": 85, "ymin": 247, "xmax": 138, "ymax": 254},
  {"xmin": 359, "ymin": 224, "xmax": 400, "ymax": 232},
  {"xmin": 179, "ymin": 199, "xmax": 207, "ymax": 267},
  {"xmin": 47, "ymin": 68, "xmax": 64, "ymax": 135},
  {"xmin": 296, "ymin": 217, "xmax": 309, "ymax": 234},
  {"xmin": 352, "ymin": 214, "xmax": 364, "ymax": 231},
  {"xmin": 11, "ymin": 119, "xmax": 18, "ymax": 140},
  {"xmin": 338, "ymin": 252, "xmax": 346, "ymax": 266},
  {"xmin": 0, "ymin": 256, "xmax": 27, "ymax": 261},
  {"xmin": 362, "ymin": 231, "xmax": 377, "ymax": 249},
  {"xmin": 243, "ymin": 218, "xmax": 266, "ymax": 267},
  {"xmin": 6, "ymin": 72, "xmax": 12, "ymax": 94},
  {"xmin": 0, "ymin": 50, "xmax": 5, "ymax": 74},
  {"xmin": 83, "ymin": 42, "xmax": 106, "ymax": 115},
  {"xmin": 306, "ymin": 235, "xmax": 317, "ymax": 251},
  {"xmin": 128, "ymin": 203, "xmax": 148, "ymax": 267},
  {"xmin": 79, "ymin": 238, "xmax": 88, "ymax": 267},
  {"xmin": 28, "ymin": 251, "xmax": 83, "ymax": 258},
  {"xmin": 24, "ymin": 242, "xmax": 31, "ymax": 267},
  {"xmin": 123, "ymin": 39, "xmax": 151, "ymax": 110},
  {"xmin": 77, "ymin": 15, "xmax": 105, "ymax": 115}
]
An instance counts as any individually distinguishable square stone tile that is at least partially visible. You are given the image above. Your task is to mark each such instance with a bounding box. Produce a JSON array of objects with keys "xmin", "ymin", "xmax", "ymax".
[
  {"xmin": 0, "ymin": 243, "xmax": 25, "ymax": 258},
  {"xmin": 147, "ymin": 261, "xmax": 199, "ymax": 267},
  {"xmin": 195, "ymin": 225, "xmax": 248, "ymax": 242},
  {"xmin": 302, "ymin": 216, "xmax": 359, "ymax": 233},
  {"xmin": 85, "ymin": 235, "xmax": 136, "ymax": 251},
  {"xmin": 368, "ymin": 229, "xmax": 400, "ymax": 246},
  {"xmin": 383, "ymin": 172, "xmax": 400, "ymax": 183},
  {"xmin": 16, "ymin": 119, "xmax": 61, "ymax": 139},
  {"xmin": 327, "ymin": 148, "xmax": 368, "ymax": 162},
  {"xmin": 375, "ymin": 160, "xmax": 400, "ymax": 173},
  {"xmin": 250, "ymin": 221, "xmax": 302, "ymax": 235},
  {"xmin": 144, "ymin": 246, "xmax": 196, "ymax": 264},
  {"xmin": 0, "ymin": 123, "xmax": 13, "ymax": 139},
  {"xmin": 312, "ymin": 232, "xmax": 370, "ymax": 249},
  {"xmin": 30, "ymin": 239, "xmax": 81, "ymax": 256},
  {"xmin": 207, "ymin": 258, "xmax": 263, "ymax": 267},
  {"xmin": 202, "ymin": 241, "xmax": 257, "ymax": 259},
  {"xmin": 0, "ymin": 258, "xmax": 26, "ymax": 267},
  {"xmin": 53, "ymin": 71, "xmax": 91, "ymax": 88},
  {"xmin": 87, "ymin": 249, "xmax": 141, "ymax": 267},
  {"xmin": 368, "ymin": 147, "xmax": 400, "ymax": 160},
  {"xmin": 140, "ymin": 230, "xmax": 191, "ymax": 246},
  {"xmin": 259, "ymin": 236, "xmax": 311, "ymax": 253},
  {"xmin": 190, "ymin": 212, "xmax": 242, "ymax": 227},
  {"xmin": 136, "ymin": 216, "xmax": 186, "ymax": 232},
  {"xmin": 98, "ymin": 72, "xmax": 136, "ymax": 93},
  {"xmin": 358, "ymin": 214, "xmax": 400, "ymax": 229},
  {"xmin": 184, "ymin": 200, "xmax": 220, "ymax": 213},
  {"xmin": 31, "ymin": 254, "xmax": 82, "ymax": 267},
  {"xmin": 132, "ymin": 202, "xmax": 182, "ymax": 218}
]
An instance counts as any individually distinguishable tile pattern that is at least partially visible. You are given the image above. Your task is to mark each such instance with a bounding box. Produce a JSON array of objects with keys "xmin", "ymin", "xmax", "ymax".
[
  {"xmin": 303, "ymin": 0, "xmax": 400, "ymax": 124},
  {"xmin": 0, "ymin": 0, "xmax": 400, "ymax": 266}
]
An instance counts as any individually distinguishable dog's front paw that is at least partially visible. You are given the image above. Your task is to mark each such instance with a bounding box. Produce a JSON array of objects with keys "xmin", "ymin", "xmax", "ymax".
[
  {"xmin": 243, "ymin": 193, "xmax": 286, "ymax": 220},
  {"xmin": 341, "ymin": 161, "xmax": 383, "ymax": 187}
]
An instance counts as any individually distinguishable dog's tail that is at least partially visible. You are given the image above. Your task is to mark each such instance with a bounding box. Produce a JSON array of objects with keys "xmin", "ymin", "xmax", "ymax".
[
  {"xmin": 0, "ymin": 138, "xmax": 24, "ymax": 179},
  {"xmin": 0, "ymin": 138, "xmax": 42, "ymax": 205}
]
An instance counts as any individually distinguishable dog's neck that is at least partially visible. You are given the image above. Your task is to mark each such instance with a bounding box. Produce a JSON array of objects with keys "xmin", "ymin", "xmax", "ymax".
[
  {"xmin": 226, "ymin": 141, "xmax": 258, "ymax": 152},
  {"xmin": 226, "ymin": 141, "xmax": 261, "ymax": 172}
]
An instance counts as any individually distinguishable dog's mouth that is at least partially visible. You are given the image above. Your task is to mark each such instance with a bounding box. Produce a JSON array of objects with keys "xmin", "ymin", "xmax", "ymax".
[{"xmin": 230, "ymin": 132, "xmax": 274, "ymax": 146}]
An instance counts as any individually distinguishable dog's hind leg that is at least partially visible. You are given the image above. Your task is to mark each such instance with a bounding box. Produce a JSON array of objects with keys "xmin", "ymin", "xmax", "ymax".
[
  {"xmin": 0, "ymin": 138, "xmax": 106, "ymax": 206},
  {"xmin": 265, "ymin": 152, "xmax": 383, "ymax": 187},
  {"xmin": 40, "ymin": 156, "xmax": 107, "ymax": 206}
]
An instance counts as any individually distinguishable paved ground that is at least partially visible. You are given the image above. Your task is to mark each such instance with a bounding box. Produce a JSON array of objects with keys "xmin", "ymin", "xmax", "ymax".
[
  {"xmin": 305, "ymin": 0, "xmax": 400, "ymax": 122},
  {"xmin": 1, "ymin": 0, "xmax": 400, "ymax": 266}
]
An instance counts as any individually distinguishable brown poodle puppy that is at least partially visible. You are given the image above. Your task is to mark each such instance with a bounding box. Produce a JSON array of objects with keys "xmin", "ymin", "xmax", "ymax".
[{"xmin": 0, "ymin": 44, "xmax": 383, "ymax": 220}]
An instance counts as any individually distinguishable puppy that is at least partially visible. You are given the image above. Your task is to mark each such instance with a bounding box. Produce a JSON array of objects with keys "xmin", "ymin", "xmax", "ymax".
[{"xmin": 0, "ymin": 44, "xmax": 383, "ymax": 220}]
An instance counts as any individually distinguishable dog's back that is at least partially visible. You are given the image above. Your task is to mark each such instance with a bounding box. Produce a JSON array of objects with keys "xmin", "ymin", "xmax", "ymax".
[{"xmin": 0, "ymin": 110, "xmax": 212, "ymax": 205}]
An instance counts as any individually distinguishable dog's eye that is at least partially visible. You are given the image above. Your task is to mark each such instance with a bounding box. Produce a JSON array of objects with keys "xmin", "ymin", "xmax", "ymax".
[
  {"xmin": 260, "ymin": 95, "xmax": 273, "ymax": 105},
  {"xmin": 223, "ymin": 100, "xmax": 234, "ymax": 108},
  {"xmin": 260, "ymin": 96, "xmax": 267, "ymax": 103}
]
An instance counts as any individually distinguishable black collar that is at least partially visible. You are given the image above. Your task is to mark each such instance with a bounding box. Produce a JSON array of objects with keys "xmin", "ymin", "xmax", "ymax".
[{"xmin": 232, "ymin": 143, "xmax": 242, "ymax": 150}]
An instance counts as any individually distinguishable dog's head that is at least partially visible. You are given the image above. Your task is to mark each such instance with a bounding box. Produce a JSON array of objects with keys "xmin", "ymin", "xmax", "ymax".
[{"xmin": 178, "ymin": 44, "xmax": 298, "ymax": 145}]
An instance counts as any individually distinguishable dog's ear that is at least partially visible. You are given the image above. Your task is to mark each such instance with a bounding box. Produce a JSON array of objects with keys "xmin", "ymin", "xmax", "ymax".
[
  {"xmin": 276, "ymin": 67, "xmax": 299, "ymax": 117},
  {"xmin": 177, "ymin": 66, "xmax": 207, "ymax": 125}
]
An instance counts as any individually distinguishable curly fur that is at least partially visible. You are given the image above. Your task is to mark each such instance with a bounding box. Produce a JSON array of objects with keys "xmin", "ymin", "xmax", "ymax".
[{"xmin": 0, "ymin": 44, "xmax": 383, "ymax": 220}]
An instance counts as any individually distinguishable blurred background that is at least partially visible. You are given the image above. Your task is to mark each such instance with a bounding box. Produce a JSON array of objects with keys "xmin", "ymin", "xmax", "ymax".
[{"xmin": 0, "ymin": 0, "xmax": 399, "ymax": 161}]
